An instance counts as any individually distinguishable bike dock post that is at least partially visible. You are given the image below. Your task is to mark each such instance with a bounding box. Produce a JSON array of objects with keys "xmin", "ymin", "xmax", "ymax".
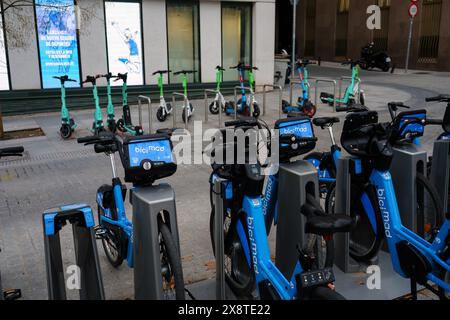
[
  {"xmin": 234, "ymin": 86, "xmax": 253, "ymax": 120},
  {"xmin": 314, "ymin": 79, "xmax": 337, "ymax": 112},
  {"xmin": 132, "ymin": 184, "xmax": 182, "ymax": 300},
  {"xmin": 263, "ymin": 84, "xmax": 283, "ymax": 118},
  {"xmin": 205, "ymin": 89, "xmax": 222, "ymax": 127},
  {"xmin": 275, "ymin": 161, "xmax": 321, "ymax": 279},
  {"xmin": 138, "ymin": 95, "xmax": 152, "ymax": 134},
  {"xmin": 430, "ymin": 140, "xmax": 450, "ymax": 213},
  {"xmin": 334, "ymin": 157, "xmax": 377, "ymax": 273},
  {"xmin": 213, "ymin": 177, "xmax": 227, "ymax": 300},
  {"xmin": 172, "ymin": 92, "xmax": 188, "ymax": 130},
  {"xmin": 338, "ymin": 76, "xmax": 362, "ymax": 104},
  {"xmin": 42, "ymin": 204, "xmax": 105, "ymax": 300},
  {"xmin": 391, "ymin": 144, "xmax": 428, "ymax": 233}
]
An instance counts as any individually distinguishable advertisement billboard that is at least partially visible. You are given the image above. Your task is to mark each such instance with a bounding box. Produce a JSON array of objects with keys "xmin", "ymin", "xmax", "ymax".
[
  {"xmin": 105, "ymin": 1, "xmax": 144, "ymax": 86},
  {"xmin": 35, "ymin": 0, "xmax": 81, "ymax": 89}
]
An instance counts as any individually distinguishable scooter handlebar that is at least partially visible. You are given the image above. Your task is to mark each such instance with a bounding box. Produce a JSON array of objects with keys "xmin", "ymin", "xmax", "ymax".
[{"xmin": 152, "ymin": 70, "xmax": 172, "ymax": 75}]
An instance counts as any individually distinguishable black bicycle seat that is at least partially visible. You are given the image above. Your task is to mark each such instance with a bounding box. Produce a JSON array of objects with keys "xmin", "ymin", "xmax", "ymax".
[
  {"xmin": 313, "ymin": 117, "xmax": 340, "ymax": 128},
  {"xmin": 301, "ymin": 202, "xmax": 354, "ymax": 236},
  {"xmin": 152, "ymin": 70, "xmax": 171, "ymax": 75}
]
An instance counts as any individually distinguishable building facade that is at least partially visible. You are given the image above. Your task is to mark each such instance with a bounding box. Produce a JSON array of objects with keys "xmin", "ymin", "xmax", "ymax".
[
  {"xmin": 277, "ymin": 0, "xmax": 450, "ymax": 71},
  {"xmin": 0, "ymin": 0, "xmax": 275, "ymax": 95}
]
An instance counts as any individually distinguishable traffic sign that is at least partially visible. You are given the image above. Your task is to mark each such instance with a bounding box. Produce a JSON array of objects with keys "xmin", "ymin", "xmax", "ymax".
[{"xmin": 409, "ymin": 3, "xmax": 418, "ymax": 18}]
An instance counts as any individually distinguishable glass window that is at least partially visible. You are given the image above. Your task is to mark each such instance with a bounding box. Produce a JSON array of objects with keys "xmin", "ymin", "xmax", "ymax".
[
  {"xmin": 166, "ymin": 0, "xmax": 200, "ymax": 83},
  {"xmin": 0, "ymin": 11, "xmax": 10, "ymax": 90},
  {"xmin": 35, "ymin": 0, "xmax": 81, "ymax": 89},
  {"xmin": 105, "ymin": 1, "xmax": 144, "ymax": 86},
  {"xmin": 221, "ymin": 2, "xmax": 252, "ymax": 82}
]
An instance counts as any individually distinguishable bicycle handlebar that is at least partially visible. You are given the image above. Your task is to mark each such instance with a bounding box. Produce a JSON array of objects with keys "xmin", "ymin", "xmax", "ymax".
[
  {"xmin": 426, "ymin": 119, "xmax": 443, "ymax": 126},
  {"xmin": 225, "ymin": 118, "xmax": 260, "ymax": 129},
  {"xmin": 426, "ymin": 95, "xmax": 450, "ymax": 103},
  {"xmin": 0, "ymin": 146, "xmax": 24, "ymax": 158}
]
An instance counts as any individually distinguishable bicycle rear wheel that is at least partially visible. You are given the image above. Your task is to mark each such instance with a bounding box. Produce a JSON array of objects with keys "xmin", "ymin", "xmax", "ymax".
[
  {"xmin": 415, "ymin": 173, "xmax": 443, "ymax": 242},
  {"xmin": 158, "ymin": 216, "xmax": 185, "ymax": 300}
]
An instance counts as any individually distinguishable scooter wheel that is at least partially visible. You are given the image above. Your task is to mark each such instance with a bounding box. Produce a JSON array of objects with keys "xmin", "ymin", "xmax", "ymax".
[
  {"xmin": 157, "ymin": 107, "xmax": 167, "ymax": 122},
  {"xmin": 116, "ymin": 119, "xmax": 125, "ymax": 132},
  {"xmin": 182, "ymin": 109, "xmax": 187, "ymax": 123},
  {"xmin": 282, "ymin": 100, "xmax": 290, "ymax": 114},
  {"xmin": 60, "ymin": 124, "xmax": 72, "ymax": 139},
  {"xmin": 252, "ymin": 103, "xmax": 261, "ymax": 118},
  {"xmin": 303, "ymin": 101, "xmax": 317, "ymax": 118},
  {"xmin": 108, "ymin": 121, "xmax": 117, "ymax": 133},
  {"xmin": 209, "ymin": 101, "xmax": 219, "ymax": 115}
]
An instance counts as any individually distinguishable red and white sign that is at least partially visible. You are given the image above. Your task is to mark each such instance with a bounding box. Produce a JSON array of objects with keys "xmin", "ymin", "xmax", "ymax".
[{"xmin": 409, "ymin": 3, "xmax": 418, "ymax": 18}]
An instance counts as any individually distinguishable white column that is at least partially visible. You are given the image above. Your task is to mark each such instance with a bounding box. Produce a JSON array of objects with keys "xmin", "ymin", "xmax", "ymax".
[
  {"xmin": 252, "ymin": 1, "xmax": 275, "ymax": 88},
  {"xmin": 142, "ymin": 0, "xmax": 169, "ymax": 85},
  {"xmin": 78, "ymin": 0, "xmax": 108, "ymax": 86},
  {"xmin": 199, "ymin": 0, "xmax": 222, "ymax": 83},
  {"xmin": 4, "ymin": 5, "xmax": 41, "ymax": 90}
]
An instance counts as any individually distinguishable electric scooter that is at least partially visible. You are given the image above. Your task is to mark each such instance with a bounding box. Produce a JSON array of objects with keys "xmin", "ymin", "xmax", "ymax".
[
  {"xmin": 153, "ymin": 70, "xmax": 173, "ymax": 122},
  {"xmin": 281, "ymin": 59, "xmax": 317, "ymax": 118},
  {"xmin": 115, "ymin": 73, "xmax": 143, "ymax": 136},
  {"xmin": 82, "ymin": 75, "xmax": 105, "ymax": 135},
  {"xmin": 100, "ymin": 73, "xmax": 117, "ymax": 132},
  {"xmin": 225, "ymin": 63, "xmax": 260, "ymax": 118},
  {"xmin": 320, "ymin": 59, "xmax": 366, "ymax": 111},
  {"xmin": 54, "ymin": 75, "xmax": 77, "ymax": 139},
  {"xmin": 173, "ymin": 70, "xmax": 196, "ymax": 123},
  {"xmin": 209, "ymin": 66, "xmax": 233, "ymax": 115}
]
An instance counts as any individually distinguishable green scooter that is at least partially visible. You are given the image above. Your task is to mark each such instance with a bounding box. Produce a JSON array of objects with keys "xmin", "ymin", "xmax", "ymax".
[
  {"xmin": 173, "ymin": 70, "xmax": 196, "ymax": 123},
  {"xmin": 82, "ymin": 75, "xmax": 105, "ymax": 135},
  {"xmin": 115, "ymin": 73, "xmax": 143, "ymax": 136},
  {"xmin": 99, "ymin": 73, "xmax": 117, "ymax": 133},
  {"xmin": 154, "ymin": 70, "xmax": 173, "ymax": 122},
  {"xmin": 54, "ymin": 75, "xmax": 77, "ymax": 139}
]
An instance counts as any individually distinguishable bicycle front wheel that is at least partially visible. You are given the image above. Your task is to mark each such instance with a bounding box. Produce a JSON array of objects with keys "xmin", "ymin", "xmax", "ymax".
[{"xmin": 158, "ymin": 217, "xmax": 185, "ymax": 300}]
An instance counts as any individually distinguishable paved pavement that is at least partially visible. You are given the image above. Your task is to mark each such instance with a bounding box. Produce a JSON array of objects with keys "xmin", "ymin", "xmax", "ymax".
[{"xmin": 0, "ymin": 64, "xmax": 448, "ymax": 299}]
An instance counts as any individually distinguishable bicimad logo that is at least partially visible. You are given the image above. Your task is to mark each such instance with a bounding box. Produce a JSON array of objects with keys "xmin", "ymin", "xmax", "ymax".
[{"xmin": 135, "ymin": 145, "xmax": 165, "ymax": 153}]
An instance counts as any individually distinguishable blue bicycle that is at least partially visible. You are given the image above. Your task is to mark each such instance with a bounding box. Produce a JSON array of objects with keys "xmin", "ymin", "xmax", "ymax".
[
  {"xmin": 281, "ymin": 59, "xmax": 317, "ymax": 118},
  {"xmin": 339, "ymin": 110, "xmax": 450, "ymax": 299},
  {"xmin": 208, "ymin": 117, "xmax": 354, "ymax": 300},
  {"xmin": 77, "ymin": 131, "xmax": 185, "ymax": 299}
]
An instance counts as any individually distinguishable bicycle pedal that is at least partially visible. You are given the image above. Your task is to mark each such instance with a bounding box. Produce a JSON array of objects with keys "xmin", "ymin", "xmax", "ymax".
[
  {"xmin": 94, "ymin": 226, "xmax": 108, "ymax": 239},
  {"xmin": 3, "ymin": 289, "xmax": 22, "ymax": 300}
]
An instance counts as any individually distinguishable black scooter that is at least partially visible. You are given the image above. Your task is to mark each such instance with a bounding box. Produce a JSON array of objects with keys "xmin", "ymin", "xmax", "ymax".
[{"xmin": 360, "ymin": 43, "xmax": 392, "ymax": 72}]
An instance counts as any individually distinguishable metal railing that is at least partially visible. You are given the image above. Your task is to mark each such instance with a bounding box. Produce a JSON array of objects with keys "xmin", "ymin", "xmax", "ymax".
[
  {"xmin": 172, "ymin": 92, "xmax": 188, "ymax": 130},
  {"xmin": 263, "ymin": 84, "xmax": 283, "ymax": 118},
  {"xmin": 138, "ymin": 95, "xmax": 152, "ymax": 134},
  {"xmin": 314, "ymin": 79, "xmax": 337, "ymax": 112},
  {"xmin": 234, "ymin": 86, "xmax": 253, "ymax": 120},
  {"xmin": 204, "ymin": 89, "xmax": 223, "ymax": 128}
]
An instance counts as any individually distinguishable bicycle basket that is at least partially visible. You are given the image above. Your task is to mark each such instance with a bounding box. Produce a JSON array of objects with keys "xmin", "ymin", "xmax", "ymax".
[
  {"xmin": 122, "ymin": 134, "xmax": 176, "ymax": 184},
  {"xmin": 275, "ymin": 116, "xmax": 316, "ymax": 158}
]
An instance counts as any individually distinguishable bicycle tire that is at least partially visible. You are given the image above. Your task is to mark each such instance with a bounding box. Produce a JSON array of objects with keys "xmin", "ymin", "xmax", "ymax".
[
  {"xmin": 158, "ymin": 217, "xmax": 185, "ymax": 300},
  {"xmin": 415, "ymin": 173, "xmax": 443, "ymax": 242},
  {"xmin": 209, "ymin": 206, "xmax": 256, "ymax": 297},
  {"xmin": 325, "ymin": 182, "xmax": 384, "ymax": 263}
]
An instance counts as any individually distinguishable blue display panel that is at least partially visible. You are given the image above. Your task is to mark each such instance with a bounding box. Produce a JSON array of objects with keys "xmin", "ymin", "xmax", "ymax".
[
  {"xmin": 128, "ymin": 140, "xmax": 173, "ymax": 168},
  {"xmin": 399, "ymin": 113, "xmax": 426, "ymax": 138},
  {"xmin": 278, "ymin": 119, "xmax": 314, "ymax": 138},
  {"xmin": 35, "ymin": 0, "xmax": 80, "ymax": 89}
]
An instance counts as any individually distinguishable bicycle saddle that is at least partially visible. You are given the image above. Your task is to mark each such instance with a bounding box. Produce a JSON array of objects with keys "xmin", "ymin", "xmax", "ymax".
[
  {"xmin": 313, "ymin": 117, "xmax": 340, "ymax": 128},
  {"xmin": 301, "ymin": 196, "xmax": 354, "ymax": 236}
]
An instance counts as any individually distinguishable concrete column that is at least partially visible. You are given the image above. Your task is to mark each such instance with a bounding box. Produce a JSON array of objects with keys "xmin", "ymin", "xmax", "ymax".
[
  {"xmin": 3, "ymin": 5, "xmax": 41, "ymax": 90},
  {"xmin": 253, "ymin": 1, "xmax": 275, "ymax": 87},
  {"xmin": 78, "ymin": 0, "xmax": 108, "ymax": 86},
  {"xmin": 199, "ymin": 0, "xmax": 222, "ymax": 83},
  {"xmin": 142, "ymin": 0, "xmax": 168, "ymax": 85},
  {"xmin": 347, "ymin": 0, "xmax": 373, "ymax": 59},
  {"xmin": 315, "ymin": 0, "xmax": 338, "ymax": 61}
]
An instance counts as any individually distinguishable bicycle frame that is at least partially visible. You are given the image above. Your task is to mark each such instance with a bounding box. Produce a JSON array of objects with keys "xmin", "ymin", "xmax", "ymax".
[{"xmin": 370, "ymin": 169, "xmax": 450, "ymax": 291}]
